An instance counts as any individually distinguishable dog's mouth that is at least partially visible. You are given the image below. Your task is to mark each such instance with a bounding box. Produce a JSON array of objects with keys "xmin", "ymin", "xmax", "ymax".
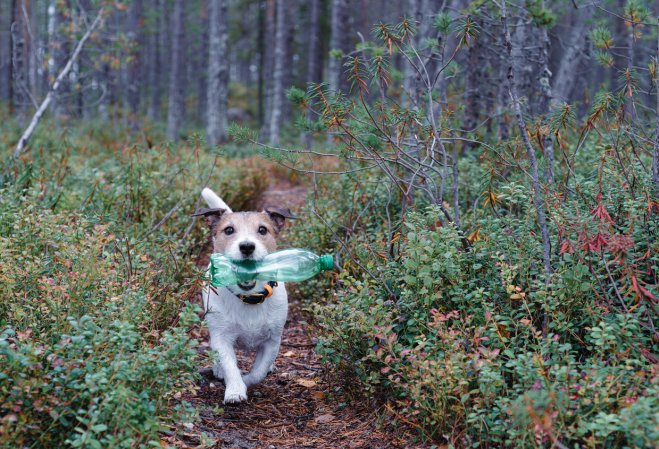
[{"xmin": 237, "ymin": 280, "xmax": 257, "ymax": 291}]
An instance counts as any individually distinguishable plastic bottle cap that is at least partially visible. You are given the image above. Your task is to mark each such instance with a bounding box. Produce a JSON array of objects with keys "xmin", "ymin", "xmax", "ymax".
[{"xmin": 319, "ymin": 255, "xmax": 334, "ymax": 271}]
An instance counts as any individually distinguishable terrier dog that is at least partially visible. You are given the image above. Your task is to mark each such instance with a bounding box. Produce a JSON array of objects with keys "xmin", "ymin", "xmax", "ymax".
[{"xmin": 194, "ymin": 187, "xmax": 295, "ymax": 403}]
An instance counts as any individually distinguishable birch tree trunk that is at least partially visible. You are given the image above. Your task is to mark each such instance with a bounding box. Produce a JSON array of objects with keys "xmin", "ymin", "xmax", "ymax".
[
  {"xmin": 166, "ymin": 0, "xmax": 185, "ymax": 141},
  {"xmin": 207, "ymin": 0, "xmax": 229, "ymax": 147},
  {"xmin": 267, "ymin": 0, "xmax": 286, "ymax": 145}
]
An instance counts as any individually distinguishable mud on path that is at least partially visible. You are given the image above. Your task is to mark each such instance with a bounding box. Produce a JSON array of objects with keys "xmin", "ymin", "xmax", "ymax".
[{"xmin": 165, "ymin": 173, "xmax": 420, "ymax": 449}]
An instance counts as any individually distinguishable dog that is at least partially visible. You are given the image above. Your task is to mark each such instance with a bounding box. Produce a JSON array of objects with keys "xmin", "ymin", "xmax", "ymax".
[{"xmin": 194, "ymin": 187, "xmax": 295, "ymax": 404}]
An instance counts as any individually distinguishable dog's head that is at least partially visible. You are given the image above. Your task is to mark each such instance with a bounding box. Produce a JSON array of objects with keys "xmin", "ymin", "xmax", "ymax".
[{"xmin": 194, "ymin": 188, "xmax": 296, "ymax": 293}]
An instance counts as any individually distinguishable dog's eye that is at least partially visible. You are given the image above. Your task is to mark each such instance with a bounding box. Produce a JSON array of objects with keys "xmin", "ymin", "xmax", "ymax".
[
  {"xmin": 224, "ymin": 226, "xmax": 234, "ymax": 235},
  {"xmin": 258, "ymin": 226, "xmax": 268, "ymax": 235}
]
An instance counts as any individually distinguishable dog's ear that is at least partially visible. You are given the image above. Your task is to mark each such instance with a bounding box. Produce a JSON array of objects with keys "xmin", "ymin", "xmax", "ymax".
[
  {"xmin": 192, "ymin": 207, "xmax": 226, "ymax": 228},
  {"xmin": 264, "ymin": 206, "xmax": 297, "ymax": 233}
]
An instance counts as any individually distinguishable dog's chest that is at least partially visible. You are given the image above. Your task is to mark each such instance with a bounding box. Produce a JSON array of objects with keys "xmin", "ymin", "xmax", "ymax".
[
  {"xmin": 234, "ymin": 323, "xmax": 273, "ymax": 350},
  {"xmin": 206, "ymin": 288, "xmax": 287, "ymax": 350}
]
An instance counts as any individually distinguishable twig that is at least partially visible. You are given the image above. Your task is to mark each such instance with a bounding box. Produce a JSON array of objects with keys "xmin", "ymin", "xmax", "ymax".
[
  {"xmin": 144, "ymin": 198, "xmax": 184, "ymax": 238},
  {"xmin": 13, "ymin": 7, "xmax": 104, "ymax": 157}
]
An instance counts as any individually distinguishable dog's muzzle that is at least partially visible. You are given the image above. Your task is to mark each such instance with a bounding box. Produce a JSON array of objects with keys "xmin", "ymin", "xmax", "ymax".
[{"xmin": 237, "ymin": 281, "xmax": 278, "ymax": 305}]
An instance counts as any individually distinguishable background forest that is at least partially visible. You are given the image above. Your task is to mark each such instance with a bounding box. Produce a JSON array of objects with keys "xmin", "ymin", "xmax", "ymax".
[{"xmin": 0, "ymin": 0, "xmax": 658, "ymax": 448}]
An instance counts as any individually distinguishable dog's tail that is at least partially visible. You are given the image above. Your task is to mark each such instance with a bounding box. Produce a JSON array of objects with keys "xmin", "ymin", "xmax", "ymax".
[{"xmin": 201, "ymin": 188, "xmax": 233, "ymax": 213}]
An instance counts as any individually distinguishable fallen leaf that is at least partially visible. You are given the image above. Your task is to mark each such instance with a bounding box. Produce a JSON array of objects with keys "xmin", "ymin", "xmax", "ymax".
[
  {"xmin": 314, "ymin": 413, "xmax": 335, "ymax": 424},
  {"xmin": 282, "ymin": 350, "xmax": 296, "ymax": 357},
  {"xmin": 296, "ymin": 378, "xmax": 317, "ymax": 388}
]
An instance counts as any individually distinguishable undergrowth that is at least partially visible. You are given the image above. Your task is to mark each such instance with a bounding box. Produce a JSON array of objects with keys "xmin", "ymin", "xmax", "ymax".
[{"xmin": 0, "ymin": 119, "xmax": 266, "ymax": 448}]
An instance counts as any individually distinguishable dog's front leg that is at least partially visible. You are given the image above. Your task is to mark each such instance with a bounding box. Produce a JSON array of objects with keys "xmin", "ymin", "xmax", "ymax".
[
  {"xmin": 243, "ymin": 336, "xmax": 281, "ymax": 387},
  {"xmin": 213, "ymin": 339, "xmax": 248, "ymax": 403}
]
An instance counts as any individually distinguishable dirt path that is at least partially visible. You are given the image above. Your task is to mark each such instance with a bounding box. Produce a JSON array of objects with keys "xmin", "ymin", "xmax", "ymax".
[{"xmin": 166, "ymin": 174, "xmax": 419, "ymax": 449}]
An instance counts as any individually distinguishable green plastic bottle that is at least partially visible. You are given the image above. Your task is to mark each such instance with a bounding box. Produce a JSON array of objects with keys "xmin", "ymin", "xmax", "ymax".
[{"xmin": 209, "ymin": 248, "xmax": 334, "ymax": 288}]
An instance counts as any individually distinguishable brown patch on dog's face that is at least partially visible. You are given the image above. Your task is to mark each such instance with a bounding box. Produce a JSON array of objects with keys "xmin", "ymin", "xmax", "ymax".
[{"xmin": 212, "ymin": 212, "xmax": 279, "ymax": 258}]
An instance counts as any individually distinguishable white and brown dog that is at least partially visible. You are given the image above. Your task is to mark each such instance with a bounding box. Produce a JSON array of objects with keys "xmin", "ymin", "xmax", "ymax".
[{"xmin": 194, "ymin": 187, "xmax": 295, "ymax": 404}]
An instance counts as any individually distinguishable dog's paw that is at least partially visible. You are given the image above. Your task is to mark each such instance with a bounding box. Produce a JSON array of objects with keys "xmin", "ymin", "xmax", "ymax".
[
  {"xmin": 212, "ymin": 362, "xmax": 224, "ymax": 381},
  {"xmin": 223, "ymin": 384, "xmax": 248, "ymax": 404}
]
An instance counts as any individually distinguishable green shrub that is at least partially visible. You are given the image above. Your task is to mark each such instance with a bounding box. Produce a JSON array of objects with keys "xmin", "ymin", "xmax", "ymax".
[
  {"xmin": 0, "ymin": 307, "xmax": 199, "ymax": 449},
  {"xmin": 0, "ymin": 119, "xmax": 269, "ymax": 448},
  {"xmin": 314, "ymin": 202, "xmax": 657, "ymax": 447}
]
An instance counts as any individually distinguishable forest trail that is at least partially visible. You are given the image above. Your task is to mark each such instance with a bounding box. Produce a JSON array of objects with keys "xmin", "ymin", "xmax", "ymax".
[{"xmin": 166, "ymin": 174, "xmax": 418, "ymax": 449}]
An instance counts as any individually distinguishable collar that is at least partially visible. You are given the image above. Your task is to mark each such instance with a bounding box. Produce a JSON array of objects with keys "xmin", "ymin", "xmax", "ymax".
[{"xmin": 236, "ymin": 281, "xmax": 278, "ymax": 305}]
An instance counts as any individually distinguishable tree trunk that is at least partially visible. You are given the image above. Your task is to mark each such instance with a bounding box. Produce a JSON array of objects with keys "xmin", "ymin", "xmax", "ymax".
[
  {"xmin": 552, "ymin": 5, "xmax": 593, "ymax": 103},
  {"xmin": 207, "ymin": 0, "xmax": 229, "ymax": 147},
  {"xmin": 327, "ymin": 0, "xmax": 346, "ymax": 95},
  {"xmin": 463, "ymin": 39, "xmax": 482, "ymax": 145},
  {"xmin": 267, "ymin": 0, "xmax": 286, "ymax": 145},
  {"xmin": 281, "ymin": 0, "xmax": 297, "ymax": 122},
  {"xmin": 327, "ymin": 0, "xmax": 347, "ymax": 143},
  {"xmin": 499, "ymin": 0, "xmax": 553, "ymax": 285},
  {"xmin": 148, "ymin": 0, "xmax": 164, "ymax": 121},
  {"xmin": 0, "ymin": 1, "xmax": 12, "ymax": 102},
  {"xmin": 166, "ymin": 0, "xmax": 185, "ymax": 141},
  {"xmin": 50, "ymin": 0, "xmax": 70, "ymax": 118},
  {"xmin": 126, "ymin": 0, "xmax": 144, "ymax": 124},
  {"xmin": 403, "ymin": 0, "xmax": 421, "ymax": 108},
  {"xmin": 257, "ymin": 0, "xmax": 266, "ymax": 127},
  {"xmin": 302, "ymin": 0, "xmax": 321, "ymax": 148},
  {"xmin": 537, "ymin": 0, "xmax": 554, "ymax": 185},
  {"xmin": 11, "ymin": 0, "xmax": 29, "ymax": 114},
  {"xmin": 497, "ymin": 29, "xmax": 510, "ymax": 141},
  {"xmin": 197, "ymin": 2, "xmax": 209, "ymax": 126},
  {"xmin": 260, "ymin": 0, "xmax": 276, "ymax": 134},
  {"xmin": 511, "ymin": 11, "xmax": 532, "ymax": 108}
]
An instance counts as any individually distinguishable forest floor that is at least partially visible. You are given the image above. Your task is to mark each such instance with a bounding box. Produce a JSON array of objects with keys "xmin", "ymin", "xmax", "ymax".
[{"xmin": 162, "ymin": 174, "xmax": 421, "ymax": 449}]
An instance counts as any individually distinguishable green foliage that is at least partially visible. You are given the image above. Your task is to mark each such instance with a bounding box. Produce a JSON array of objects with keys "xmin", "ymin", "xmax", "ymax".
[
  {"xmin": 623, "ymin": 0, "xmax": 649, "ymax": 24},
  {"xmin": 286, "ymin": 15, "xmax": 658, "ymax": 448},
  {"xmin": 525, "ymin": 0, "xmax": 557, "ymax": 27},
  {"xmin": 0, "ymin": 307, "xmax": 199, "ymax": 449},
  {"xmin": 329, "ymin": 48, "xmax": 344, "ymax": 60},
  {"xmin": 0, "ymin": 119, "xmax": 267, "ymax": 448},
  {"xmin": 434, "ymin": 12, "xmax": 452, "ymax": 34},
  {"xmin": 311, "ymin": 202, "xmax": 657, "ymax": 447},
  {"xmin": 286, "ymin": 86, "xmax": 307, "ymax": 106},
  {"xmin": 591, "ymin": 26, "xmax": 614, "ymax": 49},
  {"xmin": 594, "ymin": 50, "xmax": 615, "ymax": 67}
]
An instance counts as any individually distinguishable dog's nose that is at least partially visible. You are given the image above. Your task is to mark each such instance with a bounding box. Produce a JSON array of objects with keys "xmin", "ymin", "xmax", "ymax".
[{"xmin": 239, "ymin": 241, "xmax": 256, "ymax": 256}]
